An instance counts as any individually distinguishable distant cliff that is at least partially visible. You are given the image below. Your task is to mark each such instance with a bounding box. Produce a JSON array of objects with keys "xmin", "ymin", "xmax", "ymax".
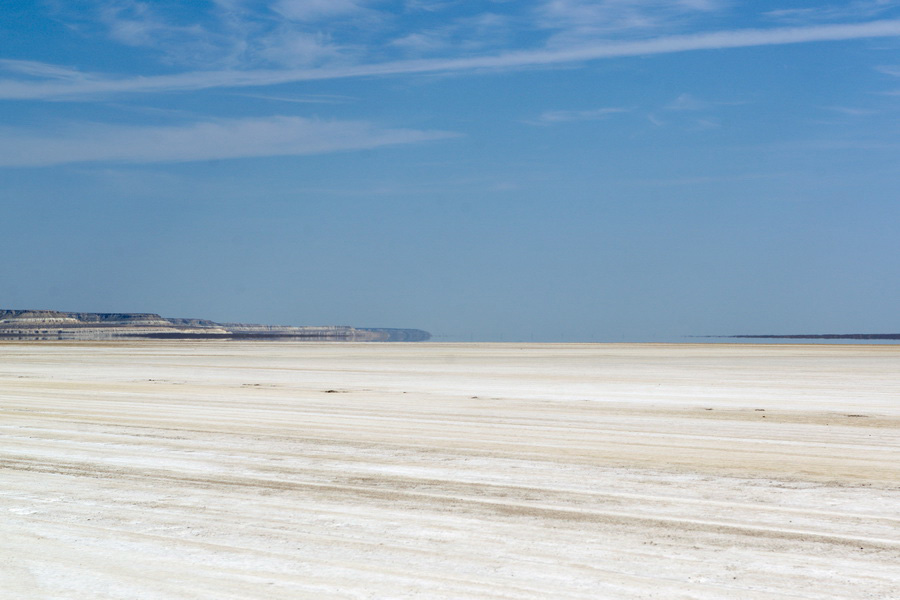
[{"xmin": 0, "ymin": 310, "xmax": 430, "ymax": 342}]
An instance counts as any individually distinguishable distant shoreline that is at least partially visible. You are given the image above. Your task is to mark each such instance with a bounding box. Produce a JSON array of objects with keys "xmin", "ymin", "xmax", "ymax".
[{"xmin": 712, "ymin": 334, "xmax": 900, "ymax": 340}]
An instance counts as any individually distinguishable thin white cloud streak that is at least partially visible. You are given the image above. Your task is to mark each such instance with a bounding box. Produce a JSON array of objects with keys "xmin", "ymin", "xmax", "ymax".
[
  {"xmin": 272, "ymin": 0, "xmax": 370, "ymax": 22},
  {"xmin": 535, "ymin": 0, "xmax": 727, "ymax": 39},
  {"xmin": 633, "ymin": 172, "xmax": 790, "ymax": 187},
  {"xmin": 0, "ymin": 59, "xmax": 87, "ymax": 81},
  {"xmin": 764, "ymin": 1, "xmax": 900, "ymax": 24},
  {"xmin": 533, "ymin": 107, "xmax": 628, "ymax": 124},
  {"xmin": 0, "ymin": 117, "xmax": 457, "ymax": 167},
  {"xmin": 664, "ymin": 92, "xmax": 748, "ymax": 111},
  {"xmin": 3, "ymin": 19, "xmax": 900, "ymax": 100},
  {"xmin": 821, "ymin": 105, "xmax": 878, "ymax": 116},
  {"xmin": 666, "ymin": 92, "xmax": 709, "ymax": 111},
  {"xmin": 233, "ymin": 92, "xmax": 355, "ymax": 104}
]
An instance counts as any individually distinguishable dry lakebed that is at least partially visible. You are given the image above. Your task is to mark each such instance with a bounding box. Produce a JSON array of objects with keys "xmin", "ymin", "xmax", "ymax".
[{"xmin": 1, "ymin": 342, "xmax": 899, "ymax": 599}]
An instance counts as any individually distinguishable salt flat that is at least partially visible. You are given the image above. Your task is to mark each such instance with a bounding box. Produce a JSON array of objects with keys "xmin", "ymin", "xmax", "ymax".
[{"xmin": 1, "ymin": 342, "xmax": 899, "ymax": 599}]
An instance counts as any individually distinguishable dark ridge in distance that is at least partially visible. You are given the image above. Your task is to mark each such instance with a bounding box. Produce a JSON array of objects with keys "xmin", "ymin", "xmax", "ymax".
[{"xmin": 705, "ymin": 334, "xmax": 900, "ymax": 340}]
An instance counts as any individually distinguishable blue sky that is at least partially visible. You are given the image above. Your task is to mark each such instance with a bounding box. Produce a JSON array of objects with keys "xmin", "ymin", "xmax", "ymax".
[{"xmin": 2, "ymin": 1, "xmax": 899, "ymax": 341}]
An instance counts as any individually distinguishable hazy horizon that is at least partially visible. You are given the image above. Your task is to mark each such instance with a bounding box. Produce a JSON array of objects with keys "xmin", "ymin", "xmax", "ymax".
[{"xmin": 2, "ymin": 1, "xmax": 899, "ymax": 342}]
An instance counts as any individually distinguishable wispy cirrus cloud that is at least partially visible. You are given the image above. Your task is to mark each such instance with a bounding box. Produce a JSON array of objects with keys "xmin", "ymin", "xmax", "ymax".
[
  {"xmin": 664, "ymin": 92, "xmax": 747, "ymax": 111},
  {"xmin": 0, "ymin": 59, "xmax": 88, "ymax": 81},
  {"xmin": 821, "ymin": 105, "xmax": 879, "ymax": 116},
  {"xmin": 876, "ymin": 64, "xmax": 900, "ymax": 93},
  {"xmin": 232, "ymin": 92, "xmax": 355, "ymax": 104},
  {"xmin": 531, "ymin": 107, "xmax": 628, "ymax": 125},
  {"xmin": 98, "ymin": 1, "xmax": 201, "ymax": 48},
  {"xmin": 46, "ymin": 0, "xmax": 364, "ymax": 69},
  {"xmin": 535, "ymin": 0, "xmax": 728, "ymax": 45},
  {"xmin": 271, "ymin": 0, "xmax": 372, "ymax": 22},
  {"xmin": 3, "ymin": 20, "xmax": 900, "ymax": 100},
  {"xmin": 389, "ymin": 12, "xmax": 514, "ymax": 56},
  {"xmin": 666, "ymin": 93, "xmax": 710, "ymax": 111},
  {"xmin": 764, "ymin": 1, "xmax": 900, "ymax": 24},
  {"xmin": 63, "ymin": 0, "xmax": 248, "ymax": 67},
  {"xmin": 402, "ymin": 0, "xmax": 460, "ymax": 13},
  {"xmin": 0, "ymin": 116, "xmax": 457, "ymax": 167}
]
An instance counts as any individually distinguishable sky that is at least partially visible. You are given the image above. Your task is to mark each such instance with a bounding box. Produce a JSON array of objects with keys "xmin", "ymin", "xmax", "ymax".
[{"xmin": 1, "ymin": 0, "xmax": 899, "ymax": 342}]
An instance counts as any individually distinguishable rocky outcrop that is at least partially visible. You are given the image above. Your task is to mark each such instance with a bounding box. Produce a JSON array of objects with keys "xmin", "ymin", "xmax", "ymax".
[{"xmin": 0, "ymin": 309, "xmax": 430, "ymax": 342}]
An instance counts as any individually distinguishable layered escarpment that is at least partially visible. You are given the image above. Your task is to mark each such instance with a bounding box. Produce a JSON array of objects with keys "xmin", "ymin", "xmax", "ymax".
[
  {"xmin": 0, "ymin": 310, "xmax": 430, "ymax": 342},
  {"xmin": 0, "ymin": 310, "xmax": 230, "ymax": 340}
]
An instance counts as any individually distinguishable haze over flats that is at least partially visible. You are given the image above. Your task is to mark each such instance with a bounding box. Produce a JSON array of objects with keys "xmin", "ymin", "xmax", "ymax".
[{"xmin": 3, "ymin": 2, "xmax": 900, "ymax": 341}]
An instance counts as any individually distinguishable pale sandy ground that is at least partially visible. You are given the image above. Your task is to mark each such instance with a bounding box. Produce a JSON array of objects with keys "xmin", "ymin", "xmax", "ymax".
[{"xmin": 1, "ymin": 342, "xmax": 899, "ymax": 600}]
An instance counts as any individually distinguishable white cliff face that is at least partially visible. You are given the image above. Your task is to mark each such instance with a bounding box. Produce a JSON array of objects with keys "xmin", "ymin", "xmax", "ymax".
[
  {"xmin": 0, "ymin": 309, "xmax": 426, "ymax": 341},
  {"xmin": 0, "ymin": 311, "xmax": 81, "ymax": 325},
  {"xmin": 0, "ymin": 310, "xmax": 229, "ymax": 340}
]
